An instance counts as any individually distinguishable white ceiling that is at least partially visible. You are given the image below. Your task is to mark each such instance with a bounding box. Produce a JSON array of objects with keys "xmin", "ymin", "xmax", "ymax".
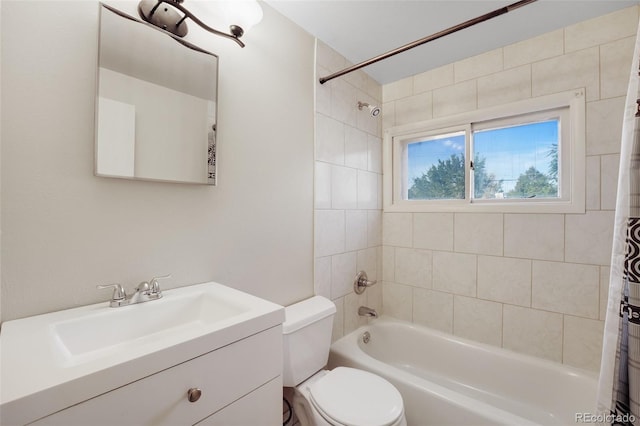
[{"xmin": 265, "ymin": 0, "xmax": 638, "ymax": 85}]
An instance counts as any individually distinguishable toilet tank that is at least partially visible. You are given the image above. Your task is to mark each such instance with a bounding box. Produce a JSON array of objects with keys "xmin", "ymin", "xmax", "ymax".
[{"xmin": 282, "ymin": 296, "xmax": 336, "ymax": 387}]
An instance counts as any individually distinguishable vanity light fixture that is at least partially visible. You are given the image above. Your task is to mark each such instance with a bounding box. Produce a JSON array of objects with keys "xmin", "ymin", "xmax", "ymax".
[{"xmin": 137, "ymin": 0, "xmax": 263, "ymax": 48}]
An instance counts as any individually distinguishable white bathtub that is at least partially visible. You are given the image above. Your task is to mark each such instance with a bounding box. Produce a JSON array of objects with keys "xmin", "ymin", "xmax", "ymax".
[{"xmin": 328, "ymin": 318, "xmax": 598, "ymax": 426}]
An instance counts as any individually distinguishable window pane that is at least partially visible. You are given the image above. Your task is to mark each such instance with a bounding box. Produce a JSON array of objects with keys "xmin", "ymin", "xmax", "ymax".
[
  {"xmin": 406, "ymin": 132, "xmax": 465, "ymax": 200},
  {"xmin": 473, "ymin": 120, "xmax": 559, "ymax": 200}
]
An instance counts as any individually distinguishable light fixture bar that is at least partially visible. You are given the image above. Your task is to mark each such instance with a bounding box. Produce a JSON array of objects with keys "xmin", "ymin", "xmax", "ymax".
[
  {"xmin": 102, "ymin": 3, "xmax": 217, "ymax": 55},
  {"xmin": 138, "ymin": 0, "xmax": 246, "ymax": 48},
  {"xmin": 319, "ymin": 0, "xmax": 538, "ymax": 84}
]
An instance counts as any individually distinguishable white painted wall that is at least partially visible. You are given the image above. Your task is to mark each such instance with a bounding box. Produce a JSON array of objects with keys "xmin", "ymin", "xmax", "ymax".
[{"xmin": 0, "ymin": 0, "xmax": 315, "ymax": 321}]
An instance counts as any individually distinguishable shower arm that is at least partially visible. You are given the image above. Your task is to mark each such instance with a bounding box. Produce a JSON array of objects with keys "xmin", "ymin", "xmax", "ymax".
[{"xmin": 318, "ymin": 0, "xmax": 537, "ymax": 85}]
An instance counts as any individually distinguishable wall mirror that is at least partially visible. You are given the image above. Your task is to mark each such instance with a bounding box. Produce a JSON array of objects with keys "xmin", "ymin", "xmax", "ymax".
[{"xmin": 96, "ymin": 4, "xmax": 218, "ymax": 185}]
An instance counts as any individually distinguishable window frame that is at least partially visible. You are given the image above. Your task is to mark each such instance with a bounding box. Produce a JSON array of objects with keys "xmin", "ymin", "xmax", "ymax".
[{"xmin": 383, "ymin": 89, "xmax": 585, "ymax": 214}]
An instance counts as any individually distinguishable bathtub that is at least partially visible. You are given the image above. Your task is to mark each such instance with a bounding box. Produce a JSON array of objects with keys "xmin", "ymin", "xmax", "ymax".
[{"xmin": 328, "ymin": 318, "xmax": 598, "ymax": 426}]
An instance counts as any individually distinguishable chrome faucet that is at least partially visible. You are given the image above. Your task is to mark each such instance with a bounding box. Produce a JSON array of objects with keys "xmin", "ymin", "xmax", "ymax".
[
  {"xmin": 97, "ymin": 274, "xmax": 171, "ymax": 308},
  {"xmin": 129, "ymin": 280, "xmax": 156, "ymax": 304},
  {"xmin": 354, "ymin": 271, "xmax": 377, "ymax": 294},
  {"xmin": 358, "ymin": 306, "xmax": 378, "ymax": 319}
]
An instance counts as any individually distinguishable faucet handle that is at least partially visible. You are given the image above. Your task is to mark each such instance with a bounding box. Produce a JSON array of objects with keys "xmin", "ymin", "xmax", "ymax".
[
  {"xmin": 149, "ymin": 274, "xmax": 171, "ymax": 295},
  {"xmin": 97, "ymin": 284, "xmax": 126, "ymax": 301},
  {"xmin": 354, "ymin": 271, "xmax": 377, "ymax": 294}
]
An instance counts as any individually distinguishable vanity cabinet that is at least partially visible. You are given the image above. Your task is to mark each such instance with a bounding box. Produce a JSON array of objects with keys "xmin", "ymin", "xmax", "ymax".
[
  {"xmin": 195, "ymin": 378, "xmax": 281, "ymax": 425},
  {"xmin": 31, "ymin": 326, "xmax": 282, "ymax": 426}
]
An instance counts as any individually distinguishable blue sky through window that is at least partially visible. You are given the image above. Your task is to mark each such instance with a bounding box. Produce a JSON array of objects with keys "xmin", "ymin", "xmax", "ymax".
[
  {"xmin": 407, "ymin": 132, "xmax": 465, "ymax": 182},
  {"xmin": 407, "ymin": 120, "xmax": 558, "ymax": 194},
  {"xmin": 474, "ymin": 120, "xmax": 558, "ymax": 193}
]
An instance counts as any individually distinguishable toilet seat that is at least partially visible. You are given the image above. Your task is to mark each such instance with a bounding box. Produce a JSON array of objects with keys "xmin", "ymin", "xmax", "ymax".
[{"xmin": 308, "ymin": 367, "xmax": 404, "ymax": 426}]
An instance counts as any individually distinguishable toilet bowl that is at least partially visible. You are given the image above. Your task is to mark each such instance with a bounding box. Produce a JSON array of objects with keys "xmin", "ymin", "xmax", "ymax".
[
  {"xmin": 282, "ymin": 296, "xmax": 407, "ymax": 426},
  {"xmin": 292, "ymin": 367, "xmax": 406, "ymax": 426}
]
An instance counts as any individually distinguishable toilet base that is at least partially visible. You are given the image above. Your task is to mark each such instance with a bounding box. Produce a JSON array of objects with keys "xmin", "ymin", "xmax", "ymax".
[{"xmin": 292, "ymin": 371, "xmax": 333, "ymax": 426}]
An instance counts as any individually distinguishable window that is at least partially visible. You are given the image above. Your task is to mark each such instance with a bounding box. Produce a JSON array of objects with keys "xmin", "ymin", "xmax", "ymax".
[
  {"xmin": 473, "ymin": 117, "xmax": 560, "ymax": 200},
  {"xmin": 406, "ymin": 130, "xmax": 466, "ymax": 200},
  {"xmin": 384, "ymin": 89, "xmax": 585, "ymax": 213}
]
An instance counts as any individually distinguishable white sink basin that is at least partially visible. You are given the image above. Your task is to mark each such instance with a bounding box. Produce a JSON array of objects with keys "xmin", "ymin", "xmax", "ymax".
[
  {"xmin": 1, "ymin": 282, "xmax": 284, "ymax": 425},
  {"xmin": 51, "ymin": 289, "xmax": 245, "ymax": 366}
]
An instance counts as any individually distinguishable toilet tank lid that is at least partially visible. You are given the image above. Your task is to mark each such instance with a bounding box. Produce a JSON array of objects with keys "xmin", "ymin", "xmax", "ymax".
[{"xmin": 283, "ymin": 296, "xmax": 336, "ymax": 334}]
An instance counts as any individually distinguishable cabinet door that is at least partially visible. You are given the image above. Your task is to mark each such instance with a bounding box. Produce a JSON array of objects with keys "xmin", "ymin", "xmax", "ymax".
[
  {"xmin": 32, "ymin": 326, "xmax": 282, "ymax": 426},
  {"xmin": 195, "ymin": 377, "xmax": 282, "ymax": 426}
]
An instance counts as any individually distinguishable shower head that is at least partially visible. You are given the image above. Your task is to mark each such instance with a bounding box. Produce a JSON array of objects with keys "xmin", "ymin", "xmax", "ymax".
[{"xmin": 357, "ymin": 101, "xmax": 381, "ymax": 118}]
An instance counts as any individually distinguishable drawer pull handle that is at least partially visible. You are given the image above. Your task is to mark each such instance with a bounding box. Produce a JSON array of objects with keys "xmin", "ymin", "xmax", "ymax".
[{"xmin": 187, "ymin": 388, "xmax": 202, "ymax": 403}]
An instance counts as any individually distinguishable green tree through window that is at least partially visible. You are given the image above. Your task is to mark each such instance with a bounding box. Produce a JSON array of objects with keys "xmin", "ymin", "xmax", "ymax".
[
  {"xmin": 408, "ymin": 154, "xmax": 503, "ymax": 200},
  {"xmin": 408, "ymin": 154, "xmax": 465, "ymax": 200},
  {"xmin": 547, "ymin": 143, "xmax": 558, "ymax": 184},
  {"xmin": 473, "ymin": 156, "xmax": 504, "ymax": 199},
  {"xmin": 507, "ymin": 166, "xmax": 557, "ymax": 198}
]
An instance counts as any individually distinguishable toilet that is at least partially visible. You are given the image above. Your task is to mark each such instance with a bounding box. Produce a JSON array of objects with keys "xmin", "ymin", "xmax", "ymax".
[{"xmin": 282, "ymin": 296, "xmax": 407, "ymax": 426}]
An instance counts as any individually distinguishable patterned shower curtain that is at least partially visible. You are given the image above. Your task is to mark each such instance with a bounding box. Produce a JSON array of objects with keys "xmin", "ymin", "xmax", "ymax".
[{"xmin": 598, "ymin": 16, "xmax": 640, "ymax": 426}]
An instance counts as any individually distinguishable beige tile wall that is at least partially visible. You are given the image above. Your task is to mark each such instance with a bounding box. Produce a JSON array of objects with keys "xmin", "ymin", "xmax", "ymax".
[
  {"xmin": 380, "ymin": 6, "xmax": 639, "ymax": 372},
  {"xmin": 314, "ymin": 41, "xmax": 383, "ymax": 341}
]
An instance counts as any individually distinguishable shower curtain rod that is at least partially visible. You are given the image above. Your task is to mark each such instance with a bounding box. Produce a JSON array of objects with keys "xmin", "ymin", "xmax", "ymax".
[{"xmin": 318, "ymin": 0, "xmax": 538, "ymax": 85}]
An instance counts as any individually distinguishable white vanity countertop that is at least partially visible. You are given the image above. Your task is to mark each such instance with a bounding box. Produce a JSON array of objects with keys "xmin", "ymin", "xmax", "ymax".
[{"xmin": 0, "ymin": 282, "xmax": 285, "ymax": 425}]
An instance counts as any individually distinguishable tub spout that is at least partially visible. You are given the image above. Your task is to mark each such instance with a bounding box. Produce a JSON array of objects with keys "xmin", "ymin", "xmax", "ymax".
[{"xmin": 358, "ymin": 306, "xmax": 378, "ymax": 319}]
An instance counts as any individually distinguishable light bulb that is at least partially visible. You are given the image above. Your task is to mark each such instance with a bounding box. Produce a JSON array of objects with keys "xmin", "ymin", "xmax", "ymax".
[{"xmin": 221, "ymin": 0, "xmax": 263, "ymax": 36}]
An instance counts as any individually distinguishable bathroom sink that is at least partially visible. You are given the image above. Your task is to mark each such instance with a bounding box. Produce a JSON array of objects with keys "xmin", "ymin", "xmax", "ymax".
[
  {"xmin": 1, "ymin": 282, "xmax": 284, "ymax": 425},
  {"xmin": 51, "ymin": 288, "xmax": 246, "ymax": 366}
]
